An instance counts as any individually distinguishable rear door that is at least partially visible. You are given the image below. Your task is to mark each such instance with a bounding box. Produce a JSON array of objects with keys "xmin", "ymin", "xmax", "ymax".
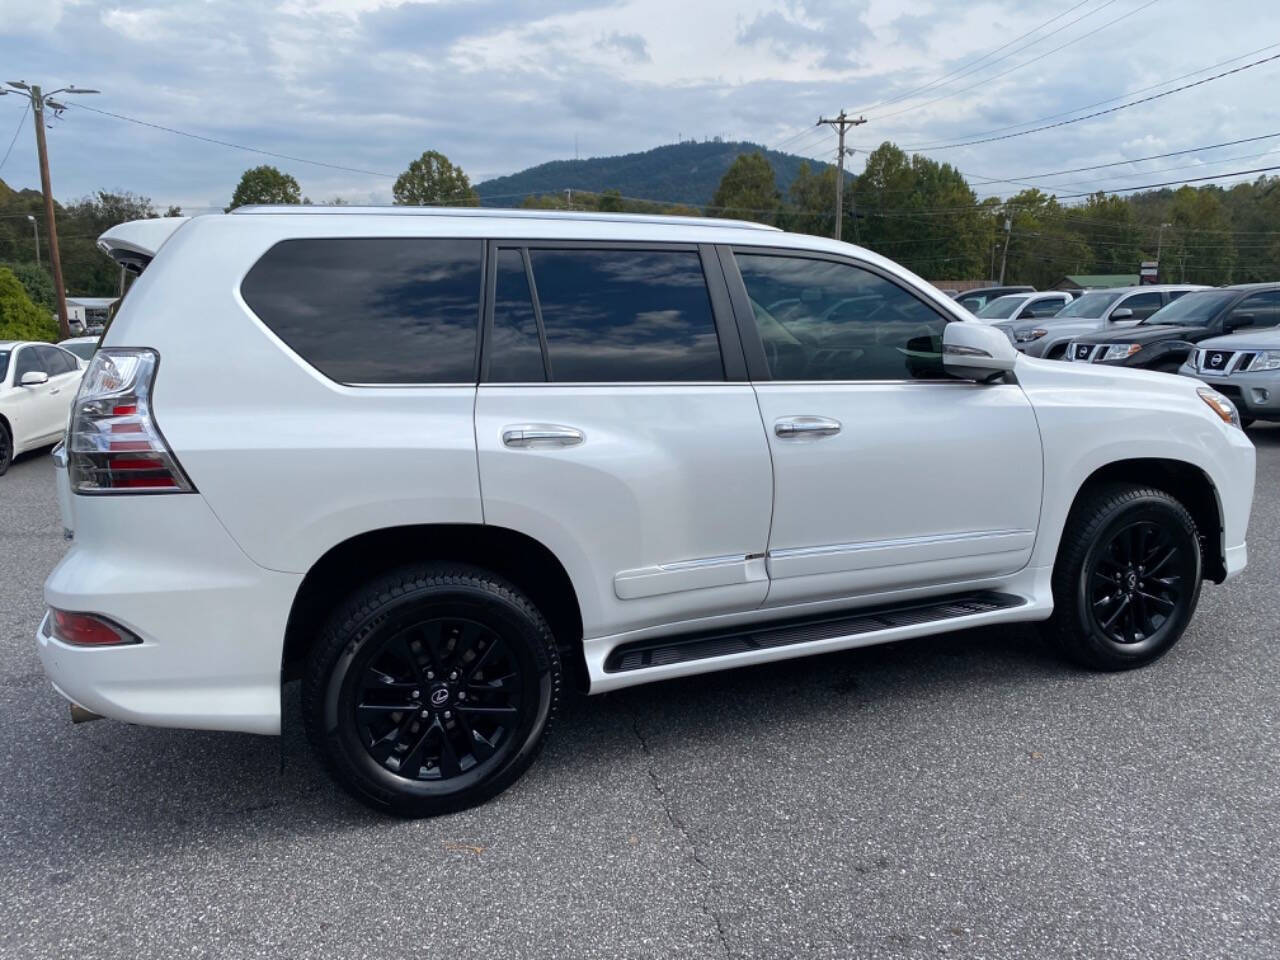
[
  {"xmin": 474, "ymin": 242, "xmax": 773, "ymax": 641},
  {"xmin": 723, "ymin": 247, "xmax": 1042, "ymax": 607}
]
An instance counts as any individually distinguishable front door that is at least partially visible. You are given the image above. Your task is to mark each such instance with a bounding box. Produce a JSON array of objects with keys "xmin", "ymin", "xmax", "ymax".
[
  {"xmin": 724, "ymin": 248, "xmax": 1043, "ymax": 607},
  {"xmin": 474, "ymin": 243, "xmax": 774, "ymax": 641}
]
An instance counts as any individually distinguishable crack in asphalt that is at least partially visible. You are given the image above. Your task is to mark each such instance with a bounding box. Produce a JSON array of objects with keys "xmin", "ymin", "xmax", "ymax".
[{"xmin": 631, "ymin": 710, "xmax": 732, "ymax": 960}]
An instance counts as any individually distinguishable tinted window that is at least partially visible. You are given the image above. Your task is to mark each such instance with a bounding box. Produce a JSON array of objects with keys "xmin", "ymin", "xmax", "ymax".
[
  {"xmin": 975, "ymin": 296, "xmax": 1025, "ymax": 319},
  {"xmin": 241, "ymin": 238, "xmax": 482, "ymax": 384},
  {"xmin": 39, "ymin": 346, "xmax": 75, "ymax": 375},
  {"xmin": 61, "ymin": 341, "xmax": 97, "ymax": 361},
  {"xmin": 528, "ymin": 249, "xmax": 722, "ymax": 382},
  {"xmin": 736, "ymin": 254, "xmax": 947, "ymax": 381},
  {"xmin": 1232, "ymin": 290, "xmax": 1280, "ymax": 328},
  {"xmin": 1142, "ymin": 290, "xmax": 1235, "ymax": 326},
  {"xmin": 1026, "ymin": 297, "xmax": 1066, "ymax": 318},
  {"xmin": 1119, "ymin": 292, "xmax": 1163, "ymax": 321},
  {"xmin": 488, "ymin": 249, "xmax": 545, "ymax": 382},
  {"xmin": 1057, "ymin": 291, "xmax": 1122, "ymax": 318},
  {"xmin": 13, "ymin": 347, "xmax": 43, "ymax": 379}
]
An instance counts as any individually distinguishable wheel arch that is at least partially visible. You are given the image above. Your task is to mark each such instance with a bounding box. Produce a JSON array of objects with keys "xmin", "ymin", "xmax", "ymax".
[
  {"xmin": 282, "ymin": 524, "xmax": 586, "ymax": 688},
  {"xmin": 1068, "ymin": 458, "xmax": 1225, "ymax": 583}
]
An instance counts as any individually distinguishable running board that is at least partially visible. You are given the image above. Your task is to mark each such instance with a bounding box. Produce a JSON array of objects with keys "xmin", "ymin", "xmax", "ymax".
[{"xmin": 604, "ymin": 591, "xmax": 1026, "ymax": 673}]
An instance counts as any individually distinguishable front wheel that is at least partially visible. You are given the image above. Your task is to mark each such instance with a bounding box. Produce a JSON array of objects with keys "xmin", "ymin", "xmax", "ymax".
[
  {"xmin": 303, "ymin": 564, "xmax": 561, "ymax": 817},
  {"xmin": 0, "ymin": 422, "xmax": 11, "ymax": 476},
  {"xmin": 1044, "ymin": 484, "xmax": 1202, "ymax": 670}
]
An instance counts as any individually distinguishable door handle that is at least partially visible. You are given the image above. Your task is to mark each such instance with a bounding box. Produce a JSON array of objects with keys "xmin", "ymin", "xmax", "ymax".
[
  {"xmin": 502, "ymin": 424, "xmax": 585, "ymax": 448},
  {"xmin": 774, "ymin": 416, "xmax": 841, "ymax": 439},
  {"xmin": 49, "ymin": 387, "xmax": 61, "ymax": 396}
]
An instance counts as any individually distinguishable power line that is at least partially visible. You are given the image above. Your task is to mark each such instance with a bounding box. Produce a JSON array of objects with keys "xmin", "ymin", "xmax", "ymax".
[
  {"xmin": 848, "ymin": 0, "xmax": 1104, "ymax": 116},
  {"xmin": 0, "ymin": 100, "xmax": 29, "ymax": 173},
  {"xmin": 896, "ymin": 50, "xmax": 1280, "ymax": 152},
  {"xmin": 66, "ymin": 102, "xmax": 400, "ymax": 178},
  {"xmin": 865, "ymin": 0, "xmax": 1161, "ymax": 124}
]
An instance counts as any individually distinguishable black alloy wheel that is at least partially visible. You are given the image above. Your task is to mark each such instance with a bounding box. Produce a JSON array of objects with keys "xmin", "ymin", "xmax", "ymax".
[
  {"xmin": 0, "ymin": 423, "xmax": 12, "ymax": 477},
  {"xmin": 1045, "ymin": 483, "xmax": 1202, "ymax": 670},
  {"xmin": 304, "ymin": 564, "xmax": 560, "ymax": 817}
]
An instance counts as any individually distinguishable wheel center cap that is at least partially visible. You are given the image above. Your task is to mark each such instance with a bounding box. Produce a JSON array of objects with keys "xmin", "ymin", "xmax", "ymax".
[
  {"xmin": 428, "ymin": 684, "xmax": 452, "ymax": 708},
  {"xmin": 1126, "ymin": 571, "xmax": 1137, "ymax": 591}
]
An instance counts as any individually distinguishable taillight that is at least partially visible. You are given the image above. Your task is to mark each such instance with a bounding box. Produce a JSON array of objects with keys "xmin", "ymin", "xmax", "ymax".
[
  {"xmin": 68, "ymin": 349, "xmax": 195, "ymax": 494},
  {"xmin": 48, "ymin": 609, "xmax": 141, "ymax": 647}
]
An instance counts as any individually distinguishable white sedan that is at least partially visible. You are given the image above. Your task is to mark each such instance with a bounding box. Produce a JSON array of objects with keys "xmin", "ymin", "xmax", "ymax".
[{"xmin": 0, "ymin": 341, "xmax": 85, "ymax": 476}]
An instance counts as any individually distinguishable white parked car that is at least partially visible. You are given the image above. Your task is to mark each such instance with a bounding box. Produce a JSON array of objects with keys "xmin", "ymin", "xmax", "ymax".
[
  {"xmin": 974, "ymin": 291, "xmax": 1071, "ymax": 323},
  {"xmin": 58, "ymin": 336, "xmax": 100, "ymax": 363},
  {"xmin": 38, "ymin": 209, "xmax": 1255, "ymax": 816},
  {"xmin": 0, "ymin": 341, "xmax": 85, "ymax": 476}
]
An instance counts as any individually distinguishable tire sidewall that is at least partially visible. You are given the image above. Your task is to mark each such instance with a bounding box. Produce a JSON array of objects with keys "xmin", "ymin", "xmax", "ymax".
[{"xmin": 314, "ymin": 578, "xmax": 555, "ymax": 815}]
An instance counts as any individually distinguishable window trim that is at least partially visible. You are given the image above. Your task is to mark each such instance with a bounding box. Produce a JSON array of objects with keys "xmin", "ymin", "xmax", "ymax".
[
  {"xmin": 478, "ymin": 239, "xmax": 745, "ymax": 386},
  {"xmin": 720, "ymin": 244, "xmax": 959, "ymax": 384}
]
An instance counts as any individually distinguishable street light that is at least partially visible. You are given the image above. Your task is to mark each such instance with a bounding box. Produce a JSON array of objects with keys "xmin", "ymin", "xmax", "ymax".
[{"xmin": 26, "ymin": 215, "xmax": 39, "ymax": 268}]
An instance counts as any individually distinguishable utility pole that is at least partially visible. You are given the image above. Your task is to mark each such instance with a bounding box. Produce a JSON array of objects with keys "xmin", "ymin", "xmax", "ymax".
[
  {"xmin": 998, "ymin": 215, "xmax": 1013, "ymax": 285},
  {"xmin": 816, "ymin": 110, "xmax": 865, "ymax": 241},
  {"xmin": 0, "ymin": 81, "xmax": 99, "ymax": 340},
  {"xmin": 27, "ymin": 214, "xmax": 39, "ymax": 267}
]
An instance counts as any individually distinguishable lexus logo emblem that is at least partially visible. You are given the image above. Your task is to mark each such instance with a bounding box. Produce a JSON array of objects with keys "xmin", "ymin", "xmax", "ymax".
[{"xmin": 429, "ymin": 686, "xmax": 450, "ymax": 707}]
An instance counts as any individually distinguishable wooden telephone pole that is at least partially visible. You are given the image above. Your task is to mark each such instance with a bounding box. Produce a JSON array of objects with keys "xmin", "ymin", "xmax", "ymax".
[{"xmin": 816, "ymin": 110, "xmax": 866, "ymax": 241}]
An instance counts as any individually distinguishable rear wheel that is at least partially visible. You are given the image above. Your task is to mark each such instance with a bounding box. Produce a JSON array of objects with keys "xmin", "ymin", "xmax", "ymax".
[
  {"xmin": 0, "ymin": 422, "xmax": 11, "ymax": 476},
  {"xmin": 303, "ymin": 564, "xmax": 561, "ymax": 817},
  {"xmin": 1044, "ymin": 483, "xmax": 1202, "ymax": 670}
]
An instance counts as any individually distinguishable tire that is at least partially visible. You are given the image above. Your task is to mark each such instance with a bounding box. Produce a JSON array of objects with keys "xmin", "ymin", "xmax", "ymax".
[
  {"xmin": 1043, "ymin": 483, "xmax": 1202, "ymax": 671},
  {"xmin": 303, "ymin": 564, "xmax": 561, "ymax": 817},
  {"xmin": 0, "ymin": 422, "xmax": 11, "ymax": 477}
]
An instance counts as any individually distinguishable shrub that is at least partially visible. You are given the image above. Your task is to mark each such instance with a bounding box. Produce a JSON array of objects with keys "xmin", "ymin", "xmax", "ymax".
[
  {"xmin": 0, "ymin": 261, "xmax": 56, "ymax": 311},
  {"xmin": 0, "ymin": 266, "xmax": 58, "ymax": 342}
]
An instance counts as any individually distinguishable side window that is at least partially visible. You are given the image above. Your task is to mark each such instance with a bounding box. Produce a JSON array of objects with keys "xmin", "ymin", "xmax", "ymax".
[
  {"xmin": 1233, "ymin": 291, "xmax": 1280, "ymax": 328},
  {"xmin": 241, "ymin": 238, "xmax": 483, "ymax": 384},
  {"xmin": 41, "ymin": 347, "xmax": 75, "ymax": 375},
  {"xmin": 1026, "ymin": 297, "xmax": 1065, "ymax": 318},
  {"xmin": 13, "ymin": 347, "xmax": 42, "ymax": 379},
  {"xmin": 488, "ymin": 249, "xmax": 545, "ymax": 382},
  {"xmin": 1119, "ymin": 292, "xmax": 1163, "ymax": 320},
  {"xmin": 735, "ymin": 253, "xmax": 947, "ymax": 381},
  {"xmin": 527, "ymin": 248, "xmax": 723, "ymax": 382},
  {"xmin": 1167, "ymin": 289, "xmax": 1191, "ymax": 302}
]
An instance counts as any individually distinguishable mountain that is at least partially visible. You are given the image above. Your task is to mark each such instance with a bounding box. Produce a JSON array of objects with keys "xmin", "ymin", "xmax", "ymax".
[{"xmin": 475, "ymin": 140, "xmax": 841, "ymax": 209}]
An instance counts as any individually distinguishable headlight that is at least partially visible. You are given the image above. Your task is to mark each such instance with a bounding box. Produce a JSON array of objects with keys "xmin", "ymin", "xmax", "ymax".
[
  {"xmin": 1249, "ymin": 350, "xmax": 1280, "ymax": 371},
  {"xmin": 1014, "ymin": 328, "xmax": 1047, "ymax": 343},
  {"xmin": 1101, "ymin": 343, "xmax": 1142, "ymax": 361},
  {"xmin": 1198, "ymin": 387, "xmax": 1241, "ymax": 428}
]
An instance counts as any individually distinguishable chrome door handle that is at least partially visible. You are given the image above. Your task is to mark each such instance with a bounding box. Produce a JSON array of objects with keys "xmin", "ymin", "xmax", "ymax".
[
  {"xmin": 774, "ymin": 416, "xmax": 841, "ymax": 439},
  {"xmin": 502, "ymin": 424, "xmax": 585, "ymax": 448}
]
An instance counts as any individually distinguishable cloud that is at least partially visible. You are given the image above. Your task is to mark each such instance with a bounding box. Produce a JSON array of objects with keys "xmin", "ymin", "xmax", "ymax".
[
  {"xmin": 737, "ymin": 0, "xmax": 871, "ymax": 71},
  {"xmin": 598, "ymin": 31, "xmax": 649, "ymax": 62}
]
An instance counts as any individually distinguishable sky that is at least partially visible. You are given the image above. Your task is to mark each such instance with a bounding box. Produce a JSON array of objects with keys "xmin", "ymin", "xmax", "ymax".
[{"xmin": 0, "ymin": 0, "xmax": 1278, "ymax": 213}]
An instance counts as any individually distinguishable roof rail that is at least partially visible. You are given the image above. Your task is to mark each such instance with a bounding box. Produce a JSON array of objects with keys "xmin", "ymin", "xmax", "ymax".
[{"xmin": 228, "ymin": 205, "xmax": 782, "ymax": 232}]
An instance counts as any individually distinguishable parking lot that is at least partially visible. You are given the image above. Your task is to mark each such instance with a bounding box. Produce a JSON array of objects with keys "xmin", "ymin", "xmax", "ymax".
[{"xmin": 0, "ymin": 429, "xmax": 1275, "ymax": 959}]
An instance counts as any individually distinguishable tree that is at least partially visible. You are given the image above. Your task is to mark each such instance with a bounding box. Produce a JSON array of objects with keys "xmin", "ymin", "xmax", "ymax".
[
  {"xmin": 228, "ymin": 166, "xmax": 302, "ymax": 211},
  {"xmin": 708, "ymin": 152, "xmax": 779, "ymax": 224},
  {"xmin": 393, "ymin": 151, "xmax": 479, "ymax": 206},
  {"xmin": 597, "ymin": 189, "xmax": 625, "ymax": 212},
  {"xmin": 0, "ymin": 261, "xmax": 55, "ymax": 311},
  {"xmin": 0, "ymin": 266, "xmax": 57, "ymax": 342},
  {"xmin": 163, "ymin": 205, "xmax": 183, "ymax": 217},
  {"xmin": 782, "ymin": 162, "xmax": 837, "ymax": 237}
]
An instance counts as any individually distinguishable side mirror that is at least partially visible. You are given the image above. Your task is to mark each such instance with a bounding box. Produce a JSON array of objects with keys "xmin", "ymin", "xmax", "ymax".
[
  {"xmin": 1110, "ymin": 307, "xmax": 1134, "ymax": 321},
  {"xmin": 19, "ymin": 371, "xmax": 49, "ymax": 387},
  {"xmin": 1224, "ymin": 313, "xmax": 1255, "ymax": 333},
  {"xmin": 943, "ymin": 322, "xmax": 1018, "ymax": 382}
]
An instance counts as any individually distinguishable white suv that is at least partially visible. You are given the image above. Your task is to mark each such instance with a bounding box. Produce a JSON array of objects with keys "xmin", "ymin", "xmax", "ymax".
[{"xmin": 38, "ymin": 208, "xmax": 1256, "ymax": 816}]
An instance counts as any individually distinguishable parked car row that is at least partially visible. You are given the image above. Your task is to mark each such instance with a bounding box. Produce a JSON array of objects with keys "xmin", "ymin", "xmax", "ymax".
[{"xmin": 0, "ymin": 337, "xmax": 98, "ymax": 475}]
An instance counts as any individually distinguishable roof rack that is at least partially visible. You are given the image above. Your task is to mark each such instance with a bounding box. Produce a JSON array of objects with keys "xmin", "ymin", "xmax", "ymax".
[{"xmin": 228, "ymin": 205, "xmax": 781, "ymax": 232}]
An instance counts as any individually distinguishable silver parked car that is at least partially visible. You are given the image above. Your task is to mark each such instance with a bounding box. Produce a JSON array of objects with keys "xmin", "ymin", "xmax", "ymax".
[
  {"xmin": 1178, "ymin": 300, "xmax": 1280, "ymax": 428},
  {"xmin": 1018, "ymin": 285, "xmax": 1207, "ymax": 359}
]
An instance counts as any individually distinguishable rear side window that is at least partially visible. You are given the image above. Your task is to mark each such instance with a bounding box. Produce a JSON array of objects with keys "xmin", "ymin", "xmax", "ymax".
[
  {"xmin": 1233, "ymin": 290, "xmax": 1280, "ymax": 327},
  {"xmin": 526, "ymin": 249, "xmax": 723, "ymax": 382},
  {"xmin": 241, "ymin": 238, "xmax": 483, "ymax": 384}
]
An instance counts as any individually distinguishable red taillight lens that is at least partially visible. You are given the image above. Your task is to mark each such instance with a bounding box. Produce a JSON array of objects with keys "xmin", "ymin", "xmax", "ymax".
[
  {"xmin": 49, "ymin": 609, "xmax": 140, "ymax": 647},
  {"xmin": 67, "ymin": 349, "xmax": 195, "ymax": 495}
]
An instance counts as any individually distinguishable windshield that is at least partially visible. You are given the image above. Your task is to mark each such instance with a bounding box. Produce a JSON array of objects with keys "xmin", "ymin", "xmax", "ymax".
[
  {"xmin": 1141, "ymin": 290, "xmax": 1236, "ymax": 326},
  {"xmin": 976, "ymin": 296, "xmax": 1027, "ymax": 319},
  {"xmin": 1054, "ymin": 291, "xmax": 1123, "ymax": 318},
  {"xmin": 61, "ymin": 341, "xmax": 97, "ymax": 361},
  {"xmin": 0, "ymin": 349, "xmax": 8, "ymax": 382}
]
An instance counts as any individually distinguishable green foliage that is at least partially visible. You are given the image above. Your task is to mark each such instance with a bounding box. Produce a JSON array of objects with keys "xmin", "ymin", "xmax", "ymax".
[
  {"xmin": 228, "ymin": 166, "xmax": 302, "ymax": 210},
  {"xmin": 0, "ymin": 261, "xmax": 55, "ymax": 311},
  {"xmin": 393, "ymin": 151, "xmax": 479, "ymax": 206},
  {"xmin": 0, "ymin": 267, "xmax": 57, "ymax": 342},
  {"xmin": 708, "ymin": 152, "xmax": 779, "ymax": 224},
  {"xmin": 781, "ymin": 162, "xmax": 838, "ymax": 237}
]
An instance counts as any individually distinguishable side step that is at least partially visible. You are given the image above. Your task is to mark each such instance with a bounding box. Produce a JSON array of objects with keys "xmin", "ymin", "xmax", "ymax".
[{"xmin": 604, "ymin": 591, "xmax": 1026, "ymax": 673}]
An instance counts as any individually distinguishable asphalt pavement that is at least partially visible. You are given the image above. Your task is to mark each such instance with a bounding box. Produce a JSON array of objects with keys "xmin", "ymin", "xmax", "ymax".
[{"xmin": 0, "ymin": 428, "xmax": 1277, "ymax": 959}]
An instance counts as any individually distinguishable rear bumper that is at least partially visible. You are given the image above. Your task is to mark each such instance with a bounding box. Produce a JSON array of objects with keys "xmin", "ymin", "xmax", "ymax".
[{"xmin": 39, "ymin": 492, "xmax": 301, "ymax": 735}]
